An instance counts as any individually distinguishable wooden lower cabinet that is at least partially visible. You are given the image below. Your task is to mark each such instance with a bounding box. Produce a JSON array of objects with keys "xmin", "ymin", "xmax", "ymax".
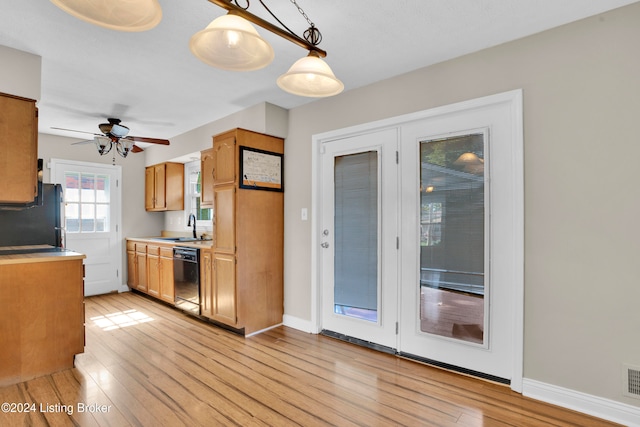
[
  {"xmin": 135, "ymin": 244, "xmax": 147, "ymax": 292},
  {"xmin": 200, "ymin": 248, "xmax": 213, "ymax": 318},
  {"xmin": 159, "ymin": 247, "xmax": 174, "ymax": 304},
  {"xmin": 146, "ymin": 245, "xmax": 160, "ymax": 298},
  {"xmin": 211, "ymin": 253, "xmax": 237, "ymax": 326},
  {"xmin": 126, "ymin": 241, "xmax": 137, "ymax": 289},
  {"xmin": 0, "ymin": 258, "xmax": 85, "ymax": 386},
  {"xmin": 127, "ymin": 239, "xmax": 175, "ymax": 305}
]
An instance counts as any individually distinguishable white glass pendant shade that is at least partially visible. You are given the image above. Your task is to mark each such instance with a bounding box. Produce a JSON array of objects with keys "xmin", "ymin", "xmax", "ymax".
[
  {"xmin": 189, "ymin": 14, "xmax": 274, "ymax": 71},
  {"xmin": 277, "ymin": 52, "xmax": 344, "ymax": 97},
  {"xmin": 50, "ymin": 0, "xmax": 162, "ymax": 32},
  {"xmin": 94, "ymin": 136, "xmax": 112, "ymax": 156}
]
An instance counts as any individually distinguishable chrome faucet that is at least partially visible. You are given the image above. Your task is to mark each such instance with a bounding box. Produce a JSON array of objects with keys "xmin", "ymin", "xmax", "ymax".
[{"xmin": 187, "ymin": 213, "xmax": 197, "ymax": 239}]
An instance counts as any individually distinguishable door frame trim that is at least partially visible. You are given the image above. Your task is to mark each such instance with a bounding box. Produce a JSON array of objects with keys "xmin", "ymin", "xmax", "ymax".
[{"xmin": 311, "ymin": 89, "xmax": 523, "ymax": 392}]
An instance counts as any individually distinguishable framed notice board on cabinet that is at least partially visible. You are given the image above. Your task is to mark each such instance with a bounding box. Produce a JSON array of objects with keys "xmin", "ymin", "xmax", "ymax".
[{"xmin": 239, "ymin": 146, "xmax": 284, "ymax": 192}]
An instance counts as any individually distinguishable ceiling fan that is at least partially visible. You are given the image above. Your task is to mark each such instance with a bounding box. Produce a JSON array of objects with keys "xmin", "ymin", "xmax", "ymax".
[{"xmin": 52, "ymin": 118, "xmax": 170, "ymax": 160}]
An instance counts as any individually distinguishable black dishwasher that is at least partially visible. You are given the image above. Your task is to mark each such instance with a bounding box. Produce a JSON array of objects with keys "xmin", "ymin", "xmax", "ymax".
[{"xmin": 173, "ymin": 247, "xmax": 200, "ymax": 315}]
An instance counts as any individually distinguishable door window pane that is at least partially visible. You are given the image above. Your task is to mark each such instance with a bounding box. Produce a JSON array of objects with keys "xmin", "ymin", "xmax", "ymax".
[
  {"xmin": 334, "ymin": 151, "xmax": 379, "ymax": 322},
  {"xmin": 64, "ymin": 173, "xmax": 80, "ymax": 202},
  {"xmin": 63, "ymin": 172, "xmax": 110, "ymax": 233},
  {"xmin": 419, "ymin": 134, "xmax": 485, "ymax": 343}
]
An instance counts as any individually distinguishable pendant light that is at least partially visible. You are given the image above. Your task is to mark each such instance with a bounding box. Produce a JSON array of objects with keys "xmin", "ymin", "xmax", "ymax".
[
  {"xmin": 50, "ymin": 0, "xmax": 162, "ymax": 32},
  {"xmin": 277, "ymin": 51, "xmax": 343, "ymax": 97},
  {"xmin": 194, "ymin": 0, "xmax": 343, "ymax": 98},
  {"xmin": 189, "ymin": 13, "xmax": 274, "ymax": 71}
]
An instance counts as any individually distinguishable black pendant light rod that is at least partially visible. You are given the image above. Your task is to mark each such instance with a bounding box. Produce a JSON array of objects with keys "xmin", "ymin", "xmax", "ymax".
[{"xmin": 206, "ymin": 0, "xmax": 327, "ymax": 58}]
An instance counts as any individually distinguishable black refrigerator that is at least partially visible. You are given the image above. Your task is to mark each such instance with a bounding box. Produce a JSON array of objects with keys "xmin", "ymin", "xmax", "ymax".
[{"xmin": 0, "ymin": 183, "xmax": 63, "ymax": 247}]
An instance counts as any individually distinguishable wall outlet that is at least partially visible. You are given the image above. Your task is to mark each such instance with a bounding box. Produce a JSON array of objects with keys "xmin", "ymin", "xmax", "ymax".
[{"xmin": 301, "ymin": 208, "xmax": 308, "ymax": 221}]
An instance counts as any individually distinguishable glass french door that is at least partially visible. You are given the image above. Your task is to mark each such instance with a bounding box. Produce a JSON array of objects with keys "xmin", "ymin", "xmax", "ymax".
[
  {"xmin": 315, "ymin": 90, "xmax": 523, "ymax": 387},
  {"xmin": 399, "ymin": 96, "xmax": 521, "ymax": 383},
  {"xmin": 320, "ymin": 128, "xmax": 398, "ymax": 349}
]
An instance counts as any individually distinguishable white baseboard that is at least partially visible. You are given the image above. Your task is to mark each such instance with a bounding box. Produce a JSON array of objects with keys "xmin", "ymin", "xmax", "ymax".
[
  {"xmin": 523, "ymin": 378, "xmax": 640, "ymax": 427},
  {"xmin": 282, "ymin": 314, "xmax": 315, "ymax": 334}
]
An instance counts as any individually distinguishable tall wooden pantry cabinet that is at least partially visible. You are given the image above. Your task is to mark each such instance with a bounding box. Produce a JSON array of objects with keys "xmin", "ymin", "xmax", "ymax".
[{"xmin": 204, "ymin": 128, "xmax": 284, "ymax": 335}]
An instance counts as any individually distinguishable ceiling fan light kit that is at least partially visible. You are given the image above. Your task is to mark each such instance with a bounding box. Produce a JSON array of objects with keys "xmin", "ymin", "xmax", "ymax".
[
  {"xmin": 50, "ymin": 0, "xmax": 162, "ymax": 32},
  {"xmin": 53, "ymin": 118, "xmax": 170, "ymax": 164},
  {"xmin": 51, "ymin": 0, "xmax": 343, "ymax": 98}
]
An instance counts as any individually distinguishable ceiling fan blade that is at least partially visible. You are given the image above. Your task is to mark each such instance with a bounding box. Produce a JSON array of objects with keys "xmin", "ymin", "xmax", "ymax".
[
  {"xmin": 131, "ymin": 144, "xmax": 144, "ymax": 153},
  {"xmin": 128, "ymin": 135, "xmax": 170, "ymax": 145},
  {"xmin": 51, "ymin": 126, "xmax": 102, "ymax": 136},
  {"xmin": 71, "ymin": 139, "xmax": 95, "ymax": 145}
]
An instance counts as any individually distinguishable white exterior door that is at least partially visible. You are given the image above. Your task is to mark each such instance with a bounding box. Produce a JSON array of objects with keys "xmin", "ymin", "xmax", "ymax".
[
  {"xmin": 319, "ymin": 128, "xmax": 399, "ymax": 349},
  {"xmin": 313, "ymin": 90, "xmax": 523, "ymax": 390},
  {"xmin": 51, "ymin": 159, "xmax": 122, "ymax": 296}
]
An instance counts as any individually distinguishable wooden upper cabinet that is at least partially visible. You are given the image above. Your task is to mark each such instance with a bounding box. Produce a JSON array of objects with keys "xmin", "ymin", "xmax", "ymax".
[
  {"xmin": 154, "ymin": 165, "xmax": 166, "ymax": 208},
  {"xmin": 145, "ymin": 162, "xmax": 184, "ymax": 211},
  {"xmin": 213, "ymin": 134, "xmax": 236, "ymax": 185},
  {"xmin": 213, "ymin": 186, "xmax": 235, "ymax": 253},
  {"xmin": 144, "ymin": 167, "xmax": 155, "ymax": 210},
  {"xmin": 200, "ymin": 148, "xmax": 214, "ymax": 208},
  {"xmin": 0, "ymin": 92, "xmax": 38, "ymax": 204}
]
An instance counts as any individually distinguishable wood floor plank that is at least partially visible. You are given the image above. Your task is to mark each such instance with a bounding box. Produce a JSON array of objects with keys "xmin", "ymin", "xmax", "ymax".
[{"xmin": 1, "ymin": 292, "xmax": 623, "ymax": 427}]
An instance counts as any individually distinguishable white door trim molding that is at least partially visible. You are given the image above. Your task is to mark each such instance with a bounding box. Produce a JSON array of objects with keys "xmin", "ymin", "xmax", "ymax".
[
  {"xmin": 523, "ymin": 379, "xmax": 640, "ymax": 427},
  {"xmin": 311, "ymin": 89, "xmax": 524, "ymax": 392}
]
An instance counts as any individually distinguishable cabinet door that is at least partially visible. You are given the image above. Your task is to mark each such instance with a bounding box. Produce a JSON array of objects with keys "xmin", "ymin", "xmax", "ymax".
[
  {"xmin": 201, "ymin": 149, "xmax": 214, "ymax": 208},
  {"xmin": 0, "ymin": 94, "xmax": 38, "ymax": 203},
  {"xmin": 212, "ymin": 253, "xmax": 237, "ymax": 326},
  {"xmin": 136, "ymin": 251, "xmax": 148, "ymax": 292},
  {"xmin": 154, "ymin": 165, "xmax": 166, "ymax": 209},
  {"xmin": 213, "ymin": 134, "xmax": 236, "ymax": 185},
  {"xmin": 214, "ymin": 186, "xmax": 235, "ymax": 253},
  {"xmin": 159, "ymin": 254, "xmax": 175, "ymax": 303},
  {"xmin": 200, "ymin": 249, "xmax": 213, "ymax": 318},
  {"xmin": 127, "ymin": 250, "xmax": 137, "ymax": 288},
  {"xmin": 147, "ymin": 253, "xmax": 160, "ymax": 297},
  {"xmin": 145, "ymin": 167, "xmax": 155, "ymax": 210}
]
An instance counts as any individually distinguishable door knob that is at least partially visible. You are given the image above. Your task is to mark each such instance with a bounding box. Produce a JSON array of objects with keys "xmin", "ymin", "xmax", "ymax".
[{"xmin": 321, "ymin": 242, "xmax": 330, "ymax": 248}]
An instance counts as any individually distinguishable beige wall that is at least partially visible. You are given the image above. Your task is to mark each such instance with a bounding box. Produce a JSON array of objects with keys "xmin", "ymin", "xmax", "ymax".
[
  {"xmin": 0, "ymin": 45, "xmax": 41, "ymax": 100},
  {"xmin": 283, "ymin": 3, "xmax": 640, "ymax": 406}
]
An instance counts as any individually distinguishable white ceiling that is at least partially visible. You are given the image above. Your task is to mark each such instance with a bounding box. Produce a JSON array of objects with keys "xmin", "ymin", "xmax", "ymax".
[{"xmin": 0, "ymin": 0, "xmax": 636, "ymax": 145}]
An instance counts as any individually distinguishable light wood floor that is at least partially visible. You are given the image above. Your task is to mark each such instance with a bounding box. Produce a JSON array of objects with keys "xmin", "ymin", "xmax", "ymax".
[{"xmin": 0, "ymin": 292, "xmax": 621, "ymax": 426}]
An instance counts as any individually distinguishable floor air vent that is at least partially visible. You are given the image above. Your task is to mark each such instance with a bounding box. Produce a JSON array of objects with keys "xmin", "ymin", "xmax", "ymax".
[{"xmin": 624, "ymin": 364, "xmax": 640, "ymax": 399}]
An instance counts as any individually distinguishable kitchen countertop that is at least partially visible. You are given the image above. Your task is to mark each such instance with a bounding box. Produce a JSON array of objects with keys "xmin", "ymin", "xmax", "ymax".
[
  {"xmin": 0, "ymin": 245, "xmax": 86, "ymax": 265},
  {"xmin": 127, "ymin": 237, "xmax": 214, "ymax": 249}
]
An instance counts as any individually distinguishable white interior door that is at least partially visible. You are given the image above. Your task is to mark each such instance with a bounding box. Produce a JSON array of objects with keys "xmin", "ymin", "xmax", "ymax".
[
  {"xmin": 51, "ymin": 159, "xmax": 122, "ymax": 296},
  {"xmin": 319, "ymin": 129, "xmax": 399, "ymax": 349}
]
